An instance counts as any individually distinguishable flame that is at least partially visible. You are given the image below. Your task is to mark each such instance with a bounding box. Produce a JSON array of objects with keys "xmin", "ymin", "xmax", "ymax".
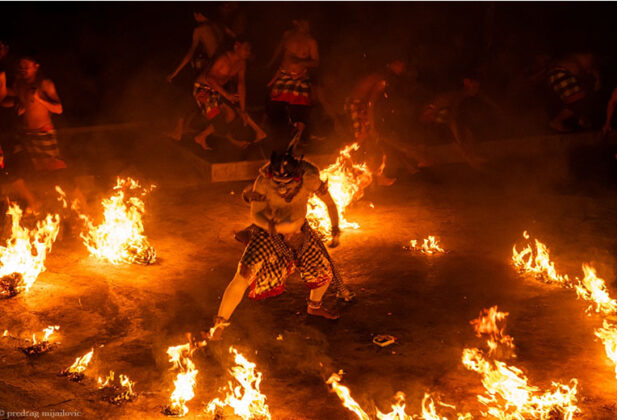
[
  {"xmin": 407, "ymin": 236, "xmax": 445, "ymax": 255},
  {"xmin": 64, "ymin": 348, "xmax": 94, "ymax": 375},
  {"xmin": 328, "ymin": 375, "xmax": 470, "ymax": 420},
  {"xmin": 78, "ymin": 177, "xmax": 156, "ymax": 265},
  {"xmin": 594, "ymin": 320, "xmax": 617, "ymax": 381},
  {"xmin": 32, "ymin": 325, "xmax": 59, "ymax": 345},
  {"xmin": 0, "ymin": 202, "xmax": 61, "ymax": 294},
  {"xmin": 470, "ymin": 306, "xmax": 515, "ymax": 358},
  {"xmin": 98, "ymin": 370, "xmax": 137, "ymax": 402},
  {"xmin": 574, "ymin": 264, "xmax": 617, "ymax": 316},
  {"xmin": 512, "ymin": 231, "xmax": 570, "ymax": 285},
  {"xmin": 463, "ymin": 307, "xmax": 579, "ymax": 420},
  {"xmin": 206, "ymin": 347, "xmax": 271, "ymax": 420},
  {"xmin": 166, "ymin": 341, "xmax": 199, "ymax": 417},
  {"xmin": 461, "ymin": 348, "xmax": 579, "ymax": 419},
  {"xmin": 307, "ymin": 143, "xmax": 374, "ymax": 237},
  {"xmin": 98, "ymin": 370, "xmax": 114, "ymax": 388},
  {"xmin": 326, "ymin": 372, "xmax": 370, "ymax": 420}
]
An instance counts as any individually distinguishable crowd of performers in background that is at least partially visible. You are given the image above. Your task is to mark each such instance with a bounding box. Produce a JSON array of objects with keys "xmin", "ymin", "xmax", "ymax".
[
  {"xmin": 1, "ymin": 6, "xmax": 617, "ymax": 214},
  {"xmin": 163, "ymin": 6, "xmax": 617, "ymax": 181}
]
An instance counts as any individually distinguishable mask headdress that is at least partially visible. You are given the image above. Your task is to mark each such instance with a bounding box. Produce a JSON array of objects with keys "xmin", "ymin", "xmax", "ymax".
[{"xmin": 266, "ymin": 149, "xmax": 303, "ymax": 183}]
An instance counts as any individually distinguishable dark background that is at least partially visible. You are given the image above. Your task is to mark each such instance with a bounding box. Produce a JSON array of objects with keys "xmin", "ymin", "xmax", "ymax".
[{"xmin": 2, "ymin": 2, "xmax": 617, "ymax": 129}]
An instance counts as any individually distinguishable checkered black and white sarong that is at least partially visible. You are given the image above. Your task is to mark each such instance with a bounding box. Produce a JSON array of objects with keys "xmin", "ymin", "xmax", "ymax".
[
  {"xmin": 270, "ymin": 70, "xmax": 311, "ymax": 106},
  {"xmin": 193, "ymin": 82, "xmax": 222, "ymax": 120},
  {"xmin": 239, "ymin": 222, "xmax": 332, "ymax": 300},
  {"xmin": 548, "ymin": 67, "xmax": 585, "ymax": 105},
  {"xmin": 18, "ymin": 128, "xmax": 66, "ymax": 171}
]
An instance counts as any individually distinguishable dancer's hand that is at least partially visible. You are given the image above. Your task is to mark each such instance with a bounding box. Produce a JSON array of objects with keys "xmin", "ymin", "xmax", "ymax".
[{"xmin": 268, "ymin": 218, "xmax": 277, "ymax": 236}]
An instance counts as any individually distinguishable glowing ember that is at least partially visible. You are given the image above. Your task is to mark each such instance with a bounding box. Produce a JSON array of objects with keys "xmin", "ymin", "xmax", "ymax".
[
  {"xmin": 470, "ymin": 306, "xmax": 515, "ymax": 358},
  {"xmin": 326, "ymin": 372, "xmax": 370, "ymax": 420},
  {"xmin": 0, "ymin": 203, "xmax": 61, "ymax": 297},
  {"xmin": 307, "ymin": 143, "xmax": 374, "ymax": 237},
  {"xmin": 406, "ymin": 236, "xmax": 446, "ymax": 255},
  {"xmin": 512, "ymin": 231, "xmax": 570, "ymax": 286},
  {"xmin": 78, "ymin": 177, "xmax": 156, "ymax": 265},
  {"xmin": 594, "ymin": 320, "xmax": 617, "ymax": 381},
  {"xmin": 60, "ymin": 348, "xmax": 94, "ymax": 381},
  {"xmin": 574, "ymin": 264, "xmax": 617, "ymax": 316},
  {"xmin": 97, "ymin": 371, "xmax": 137, "ymax": 404},
  {"xmin": 164, "ymin": 341, "xmax": 199, "ymax": 417},
  {"xmin": 20, "ymin": 325, "xmax": 60, "ymax": 355},
  {"xmin": 206, "ymin": 347, "xmax": 271, "ymax": 420}
]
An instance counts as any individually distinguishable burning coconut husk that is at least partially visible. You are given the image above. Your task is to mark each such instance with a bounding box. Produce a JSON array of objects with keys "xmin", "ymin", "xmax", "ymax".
[
  {"xmin": 59, "ymin": 348, "xmax": 94, "ymax": 382},
  {"xmin": 205, "ymin": 346, "xmax": 271, "ymax": 420},
  {"xmin": 0, "ymin": 203, "xmax": 61, "ymax": 298},
  {"xmin": 19, "ymin": 325, "xmax": 60, "ymax": 356},
  {"xmin": 463, "ymin": 306, "xmax": 580, "ymax": 420},
  {"xmin": 512, "ymin": 231, "xmax": 570, "ymax": 286},
  {"xmin": 307, "ymin": 143, "xmax": 375, "ymax": 239},
  {"xmin": 404, "ymin": 236, "xmax": 447, "ymax": 255},
  {"xmin": 97, "ymin": 371, "xmax": 137, "ymax": 405},
  {"xmin": 76, "ymin": 177, "xmax": 157, "ymax": 265}
]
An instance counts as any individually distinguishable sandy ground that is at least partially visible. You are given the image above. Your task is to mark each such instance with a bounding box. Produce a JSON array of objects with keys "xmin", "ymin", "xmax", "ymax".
[{"xmin": 1, "ymin": 150, "xmax": 617, "ymax": 420}]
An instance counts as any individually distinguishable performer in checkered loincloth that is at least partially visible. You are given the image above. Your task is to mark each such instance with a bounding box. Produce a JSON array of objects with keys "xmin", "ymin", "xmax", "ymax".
[
  {"xmin": 546, "ymin": 53, "xmax": 599, "ymax": 133},
  {"xmin": 208, "ymin": 149, "xmax": 343, "ymax": 340},
  {"xmin": 266, "ymin": 18, "xmax": 318, "ymax": 138}
]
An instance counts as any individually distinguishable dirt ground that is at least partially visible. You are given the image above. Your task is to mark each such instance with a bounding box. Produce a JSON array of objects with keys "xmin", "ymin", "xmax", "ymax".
[{"xmin": 2, "ymin": 144, "xmax": 617, "ymax": 420}]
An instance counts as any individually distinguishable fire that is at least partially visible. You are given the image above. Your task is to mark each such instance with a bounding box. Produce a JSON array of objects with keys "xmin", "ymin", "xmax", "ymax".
[
  {"xmin": 164, "ymin": 341, "xmax": 199, "ymax": 417},
  {"xmin": 78, "ymin": 177, "xmax": 156, "ymax": 265},
  {"xmin": 512, "ymin": 231, "xmax": 570, "ymax": 286},
  {"xmin": 33, "ymin": 325, "xmax": 59, "ymax": 345},
  {"xmin": 574, "ymin": 264, "xmax": 617, "ymax": 316},
  {"xmin": 326, "ymin": 372, "xmax": 370, "ymax": 420},
  {"xmin": 406, "ymin": 236, "xmax": 445, "ymax": 255},
  {"xmin": 98, "ymin": 371, "xmax": 137, "ymax": 404},
  {"xmin": 470, "ymin": 306, "xmax": 515, "ymax": 358},
  {"xmin": 328, "ymin": 374, "xmax": 470, "ymax": 420},
  {"xmin": 463, "ymin": 306, "xmax": 579, "ymax": 420},
  {"xmin": 61, "ymin": 348, "xmax": 94, "ymax": 381},
  {"xmin": 461, "ymin": 349, "xmax": 579, "ymax": 420},
  {"xmin": 206, "ymin": 347, "xmax": 271, "ymax": 420},
  {"xmin": 0, "ymin": 202, "xmax": 61, "ymax": 297},
  {"xmin": 594, "ymin": 320, "xmax": 617, "ymax": 381},
  {"xmin": 307, "ymin": 143, "xmax": 374, "ymax": 237}
]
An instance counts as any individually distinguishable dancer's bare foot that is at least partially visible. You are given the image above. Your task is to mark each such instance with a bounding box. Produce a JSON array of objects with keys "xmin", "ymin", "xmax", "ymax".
[
  {"xmin": 254, "ymin": 129, "xmax": 267, "ymax": 143},
  {"xmin": 194, "ymin": 135, "xmax": 213, "ymax": 151},
  {"xmin": 307, "ymin": 301, "xmax": 340, "ymax": 320}
]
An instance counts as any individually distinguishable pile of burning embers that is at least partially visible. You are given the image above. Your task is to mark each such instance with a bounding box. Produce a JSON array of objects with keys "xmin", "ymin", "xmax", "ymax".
[{"xmin": 2, "ymin": 145, "xmax": 617, "ymax": 419}]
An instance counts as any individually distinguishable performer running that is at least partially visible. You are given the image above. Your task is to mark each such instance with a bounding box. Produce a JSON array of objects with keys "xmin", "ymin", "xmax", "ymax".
[
  {"xmin": 267, "ymin": 18, "xmax": 318, "ymax": 138},
  {"xmin": 193, "ymin": 40, "xmax": 266, "ymax": 150},
  {"xmin": 208, "ymin": 149, "xmax": 343, "ymax": 340}
]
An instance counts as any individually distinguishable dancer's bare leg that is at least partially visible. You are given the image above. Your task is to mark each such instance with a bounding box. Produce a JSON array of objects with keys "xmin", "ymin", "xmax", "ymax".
[
  {"xmin": 195, "ymin": 125, "xmax": 214, "ymax": 151},
  {"xmin": 307, "ymin": 282, "xmax": 339, "ymax": 319}
]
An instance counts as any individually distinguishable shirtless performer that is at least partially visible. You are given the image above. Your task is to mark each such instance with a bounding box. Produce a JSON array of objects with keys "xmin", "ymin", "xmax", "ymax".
[
  {"xmin": 1, "ymin": 57, "xmax": 65, "ymax": 210},
  {"xmin": 342, "ymin": 60, "xmax": 411, "ymax": 185},
  {"xmin": 267, "ymin": 18, "xmax": 319, "ymax": 137},
  {"xmin": 167, "ymin": 11, "xmax": 223, "ymax": 141},
  {"xmin": 547, "ymin": 52, "xmax": 600, "ymax": 132},
  {"xmin": 207, "ymin": 149, "xmax": 343, "ymax": 340},
  {"xmin": 193, "ymin": 40, "xmax": 266, "ymax": 150},
  {"xmin": 420, "ymin": 78, "xmax": 493, "ymax": 167}
]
